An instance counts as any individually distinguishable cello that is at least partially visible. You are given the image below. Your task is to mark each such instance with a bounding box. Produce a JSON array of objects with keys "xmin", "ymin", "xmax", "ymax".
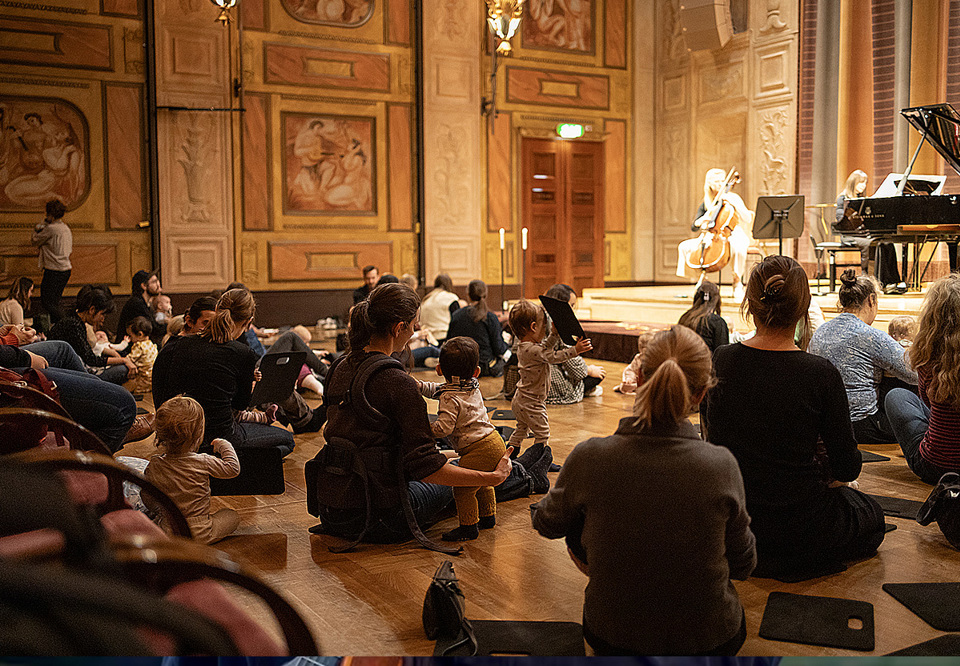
[{"xmin": 685, "ymin": 168, "xmax": 742, "ymax": 275}]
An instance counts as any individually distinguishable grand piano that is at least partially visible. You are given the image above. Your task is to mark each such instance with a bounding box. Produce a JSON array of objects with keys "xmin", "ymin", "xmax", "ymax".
[{"xmin": 834, "ymin": 103, "xmax": 960, "ymax": 287}]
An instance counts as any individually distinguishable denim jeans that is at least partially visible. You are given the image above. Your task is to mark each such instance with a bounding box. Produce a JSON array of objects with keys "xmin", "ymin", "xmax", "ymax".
[
  {"xmin": 22, "ymin": 340, "xmax": 86, "ymax": 373},
  {"xmin": 412, "ymin": 344, "xmax": 441, "ymax": 366},
  {"xmin": 233, "ymin": 422, "xmax": 295, "ymax": 457},
  {"xmin": 317, "ymin": 461, "xmax": 533, "ymax": 543},
  {"xmin": 98, "ymin": 363, "xmax": 131, "ymax": 385},
  {"xmin": 267, "ymin": 330, "xmax": 328, "ymax": 375},
  {"xmin": 14, "ymin": 366, "xmax": 137, "ymax": 452},
  {"xmin": 885, "ymin": 388, "xmax": 953, "ymax": 485}
]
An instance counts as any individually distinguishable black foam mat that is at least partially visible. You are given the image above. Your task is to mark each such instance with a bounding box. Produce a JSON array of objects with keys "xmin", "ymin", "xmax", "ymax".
[
  {"xmin": 136, "ymin": 406, "xmax": 148, "ymax": 415},
  {"xmin": 759, "ymin": 591, "xmax": 874, "ymax": 651},
  {"xmin": 887, "ymin": 634, "xmax": 960, "ymax": 656},
  {"xmin": 491, "ymin": 409, "xmax": 515, "ymax": 420},
  {"xmin": 861, "ymin": 450, "xmax": 891, "ymax": 462},
  {"xmin": 883, "ymin": 582, "xmax": 960, "ymax": 631},
  {"xmin": 752, "ymin": 559, "xmax": 847, "ymax": 583},
  {"xmin": 885, "ymin": 523, "xmax": 898, "ymax": 533},
  {"xmin": 867, "ymin": 493, "xmax": 925, "ymax": 519},
  {"xmin": 434, "ymin": 620, "xmax": 585, "ymax": 657}
]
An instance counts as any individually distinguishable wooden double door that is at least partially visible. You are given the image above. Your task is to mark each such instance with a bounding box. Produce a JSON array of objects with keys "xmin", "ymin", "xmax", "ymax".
[{"xmin": 521, "ymin": 138, "xmax": 605, "ymax": 298}]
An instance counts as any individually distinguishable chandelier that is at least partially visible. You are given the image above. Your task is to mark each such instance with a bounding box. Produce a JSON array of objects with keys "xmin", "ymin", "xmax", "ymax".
[{"xmin": 485, "ymin": 0, "xmax": 525, "ymax": 55}]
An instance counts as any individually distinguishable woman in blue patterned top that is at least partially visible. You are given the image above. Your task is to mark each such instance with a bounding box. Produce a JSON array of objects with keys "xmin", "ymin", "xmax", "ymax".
[{"xmin": 807, "ymin": 269, "xmax": 918, "ymax": 444}]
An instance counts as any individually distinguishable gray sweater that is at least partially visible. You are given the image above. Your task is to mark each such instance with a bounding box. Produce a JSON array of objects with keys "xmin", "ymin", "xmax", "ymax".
[{"xmin": 532, "ymin": 418, "xmax": 756, "ymax": 654}]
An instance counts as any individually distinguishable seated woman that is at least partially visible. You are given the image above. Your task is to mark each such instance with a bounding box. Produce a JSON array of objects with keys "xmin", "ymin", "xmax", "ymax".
[
  {"xmin": 702, "ymin": 255, "xmax": 885, "ymax": 578},
  {"xmin": 447, "ymin": 279, "xmax": 508, "ymax": 377},
  {"xmin": 153, "ymin": 288, "xmax": 298, "ymax": 454},
  {"xmin": 886, "ymin": 274, "xmax": 960, "ymax": 484},
  {"xmin": 678, "ymin": 280, "xmax": 729, "ymax": 353},
  {"xmin": 312, "ymin": 283, "xmax": 546, "ymax": 546},
  {"xmin": 48, "ymin": 285, "xmax": 136, "ymax": 385},
  {"xmin": 542, "ymin": 283, "xmax": 605, "ymax": 403},
  {"xmin": 0, "ymin": 277, "xmax": 34, "ymax": 326},
  {"xmin": 807, "ymin": 269, "xmax": 917, "ymax": 444},
  {"xmin": 533, "ymin": 326, "xmax": 755, "ymax": 655},
  {"xmin": 413, "ymin": 274, "xmax": 461, "ymax": 367}
]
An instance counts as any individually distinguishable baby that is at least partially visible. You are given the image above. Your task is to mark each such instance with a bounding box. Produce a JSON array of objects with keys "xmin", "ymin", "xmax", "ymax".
[
  {"xmin": 151, "ymin": 294, "xmax": 173, "ymax": 328},
  {"xmin": 126, "ymin": 316, "xmax": 158, "ymax": 393},
  {"xmin": 614, "ymin": 331, "xmax": 655, "ymax": 394},
  {"xmin": 888, "ymin": 315, "xmax": 917, "ymax": 348},
  {"xmin": 417, "ymin": 336, "xmax": 508, "ymax": 542},
  {"xmin": 145, "ymin": 396, "xmax": 241, "ymax": 544},
  {"xmin": 507, "ymin": 300, "xmax": 591, "ymax": 468}
]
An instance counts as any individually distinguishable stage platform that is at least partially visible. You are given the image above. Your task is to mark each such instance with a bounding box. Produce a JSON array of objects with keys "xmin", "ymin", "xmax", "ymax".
[{"xmin": 575, "ymin": 283, "xmax": 925, "ymax": 361}]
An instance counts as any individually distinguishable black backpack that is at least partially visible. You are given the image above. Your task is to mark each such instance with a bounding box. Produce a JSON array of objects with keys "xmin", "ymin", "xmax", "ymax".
[{"xmin": 305, "ymin": 354, "xmax": 460, "ymax": 555}]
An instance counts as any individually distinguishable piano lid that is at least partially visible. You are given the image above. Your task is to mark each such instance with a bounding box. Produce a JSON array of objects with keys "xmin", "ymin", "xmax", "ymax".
[{"xmin": 901, "ymin": 103, "xmax": 960, "ymax": 176}]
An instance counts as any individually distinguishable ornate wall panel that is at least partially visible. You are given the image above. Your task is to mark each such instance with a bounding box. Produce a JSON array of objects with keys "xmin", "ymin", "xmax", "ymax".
[
  {"xmin": 422, "ymin": 0, "xmax": 482, "ymax": 284},
  {"xmin": 0, "ymin": 16, "xmax": 113, "ymax": 71},
  {"xmin": 264, "ymin": 43, "xmax": 390, "ymax": 91},
  {"xmin": 385, "ymin": 0, "xmax": 410, "ymax": 45},
  {"xmin": 387, "ymin": 103, "xmax": 413, "ymax": 231},
  {"xmin": 506, "ymin": 67, "xmax": 610, "ymax": 110},
  {"xmin": 241, "ymin": 93, "xmax": 272, "ymax": 231},
  {"xmin": 103, "ymin": 83, "xmax": 144, "ymax": 229},
  {"xmin": 268, "ymin": 241, "xmax": 392, "ymax": 281},
  {"xmin": 487, "ymin": 111, "xmax": 513, "ymax": 233},
  {"xmin": 605, "ymin": 0, "xmax": 627, "ymax": 68},
  {"xmin": 0, "ymin": 4, "xmax": 149, "ymax": 293},
  {"xmin": 651, "ymin": 1, "xmax": 800, "ymax": 282},
  {"xmin": 604, "ymin": 119, "xmax": 626, "ymax": 233}
]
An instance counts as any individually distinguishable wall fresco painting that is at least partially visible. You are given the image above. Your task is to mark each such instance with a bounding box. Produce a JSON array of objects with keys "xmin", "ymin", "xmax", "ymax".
[
  {"xmin": 283, "ymin": 112, "xmax": 376, "ymax": 214},
  {"xmin": 0, "ymin": 96, "xmax": 89, "ymax": 211},
  {"xmin": 280, "ymin": 0, "xmax": 375, "ymax": 26},
  {"xmin": 522, "ymin": 0, "xmax": 594, "ymax": 53}
]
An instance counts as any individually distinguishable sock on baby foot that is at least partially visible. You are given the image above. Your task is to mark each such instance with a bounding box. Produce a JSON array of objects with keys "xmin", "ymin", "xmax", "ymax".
[{"xmin": 478, "ymin": 515, "xmax": 496, "ymax": 529}]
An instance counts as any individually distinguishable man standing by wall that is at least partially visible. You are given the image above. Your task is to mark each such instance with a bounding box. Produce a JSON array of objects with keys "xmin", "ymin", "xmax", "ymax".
[{"xmin": 31, "ymin": 199, "xmax": 73, "ymax": 329}]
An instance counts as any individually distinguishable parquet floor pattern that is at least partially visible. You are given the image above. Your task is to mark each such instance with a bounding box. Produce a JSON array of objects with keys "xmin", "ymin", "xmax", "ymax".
[{"xmin": 119, "ymin": 356, "xmax": 960, "ymax": 657}]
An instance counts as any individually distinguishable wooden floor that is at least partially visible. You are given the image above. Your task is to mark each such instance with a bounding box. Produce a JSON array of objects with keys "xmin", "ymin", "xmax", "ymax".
[{"xmin": 119, "ymin": 353, "xmax": 960, "ymax": 657}]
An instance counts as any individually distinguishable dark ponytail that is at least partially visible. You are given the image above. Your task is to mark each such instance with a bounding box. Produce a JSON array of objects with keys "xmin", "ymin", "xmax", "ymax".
[
  {"xmin": 347, "ymin": 282, "xmax": 420, "ymax": 356},
  {"xmin": 837, "ymin": 268, "xmax": 878, "ymax": 312},
  {"xmin": 468, "ymin": 279, "xmax": 488, "ymax": 323},
  {"xmin": 202, "ymin": 288, "xmax": 255, "ymax": 344}
]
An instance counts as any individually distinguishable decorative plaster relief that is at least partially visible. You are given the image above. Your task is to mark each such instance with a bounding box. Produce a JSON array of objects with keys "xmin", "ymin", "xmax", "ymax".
[
  {"xmin": 241, "ymin": 240, "xmax": 259, "ymax": 284},
  {"xmin": 656, "ymin": 123, "xmax": 687, "ymax": 230},
  {"xmin": 661, "ymin": 74, "xmax": 686, "ymax": 113},
  {"xmin": 662, "ymin": 0, "xmax": 686, "ymax": 61},
  {"xmin": 760, "ymin": 0, "xmax": 788, "ymax": 33},
  {"xmin": 755, "ymin": 43, "xmax": 792, "ymax": 99},
  {"xmin": 175, "ymin": 113, "xmax": 214, "ymax": 224},
  {"xmin": 699, "ymin": 61, "xmax": 745, "ymax": 105},
  {"xmin": 758, "ymin": 106, "xmax": 790, "ymax": 194},
  {"xmin": 431, "ymin": 122, "xmax": 471, "ymax": 229}
]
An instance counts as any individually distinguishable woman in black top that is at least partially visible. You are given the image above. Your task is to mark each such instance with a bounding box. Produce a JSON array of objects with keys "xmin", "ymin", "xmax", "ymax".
[
  {"xmin": 152, "ymin": 288, "xmax": 295, "ymax": 455},
  {"xmin": 314, "ymin": 283, "xmax": 537, "ymax": 545},
  {"xmin": 447, "ymin": 279, "xmax": 508, "ymax": 377},
  {"xmin": 678, "ymin": 280, "xmax": 729, "ymax": 353},
  {"xmin": 702, "ymin": 255, "xmax": 885, "ymax": 578},
  {"xmin": 48, "ymin": 285, "xmax": 135, "ymax": 384}
]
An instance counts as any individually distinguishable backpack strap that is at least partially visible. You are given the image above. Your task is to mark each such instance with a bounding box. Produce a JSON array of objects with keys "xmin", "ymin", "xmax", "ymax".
[{"xmin": 326, "ymin": 353, "xmax": 461, "ymax": 555}]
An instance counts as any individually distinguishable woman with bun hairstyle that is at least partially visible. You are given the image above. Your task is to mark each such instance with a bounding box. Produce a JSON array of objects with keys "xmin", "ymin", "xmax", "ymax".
[
  {"xmin": 885, "ymin": 274, "xmax": 960, "ymax": 484},
  {"xmin": 702, "ymin": 256, "xmax": 885, "ymax": 578},
  {"xmin": 533, "ymin": 325, "xmax": 756, "ymax": 655},
  {"xmin": 807, "ymin": 269, "xmax": 917, "ymax": 444},
  {"xmin": 152, "ymin": 288, "xmax": 296, "ymax": 454},
  {"xmin": 314, "ymin": 282, "xmax": 540, "ymax": 545}
]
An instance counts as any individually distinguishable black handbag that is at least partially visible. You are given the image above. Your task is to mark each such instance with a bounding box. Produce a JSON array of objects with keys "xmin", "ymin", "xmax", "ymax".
[
  {"xmin": 917, "ymin": 471, "xmax": 960, "ymax": 550},
  {"xmin": 422, "ymin": 560, "xmax": 477, "ymax": 656}
]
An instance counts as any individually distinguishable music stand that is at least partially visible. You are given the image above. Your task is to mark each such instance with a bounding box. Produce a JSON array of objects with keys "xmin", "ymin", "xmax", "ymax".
[{"xmin": 754, "ymin": 195, "xmax": 805, "ymax": 255}]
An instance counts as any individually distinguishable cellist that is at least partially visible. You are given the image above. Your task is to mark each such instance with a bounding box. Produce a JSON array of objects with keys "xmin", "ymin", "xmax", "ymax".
[{"xmin": 676, "ymin": 168, "xmax": 754, "ymax": 301}]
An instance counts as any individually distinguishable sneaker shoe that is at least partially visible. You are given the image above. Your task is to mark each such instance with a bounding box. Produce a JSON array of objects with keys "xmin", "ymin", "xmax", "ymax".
[
  {"xmin": 585, "ymin": 385, "xmax": 603, "ymax": 397},
  {"xmin": 442, "ymin": 523, "xmax": 480, "ymax": 541},
  {"xmin": 123, "ymin": 412, "xmax": 155, "ymax": 443}
]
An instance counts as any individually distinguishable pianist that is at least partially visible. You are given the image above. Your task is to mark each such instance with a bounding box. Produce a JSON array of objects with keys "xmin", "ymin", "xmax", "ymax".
[{"xmin": 837, "ymin": 169, "xmax": 907, "ymax": 294}]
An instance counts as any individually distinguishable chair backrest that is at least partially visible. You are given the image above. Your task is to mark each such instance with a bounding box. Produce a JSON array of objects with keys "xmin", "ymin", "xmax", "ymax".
[
  {"xmin": 113, "ymin": 535, "xmax": 319, "ymax": 655},
  {"xmin": 0, "ymin": 407, "xmax": 112, "ymax": 454}
]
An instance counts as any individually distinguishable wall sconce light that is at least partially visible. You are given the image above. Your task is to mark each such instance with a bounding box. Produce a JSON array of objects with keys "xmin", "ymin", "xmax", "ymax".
[
  {"xmin": 482, "ymin": 0, "xmax": 525, "ymax": 123},
  {"xmin": 209, "ymin": 0, "xmax": 238, "ymax": 25}
]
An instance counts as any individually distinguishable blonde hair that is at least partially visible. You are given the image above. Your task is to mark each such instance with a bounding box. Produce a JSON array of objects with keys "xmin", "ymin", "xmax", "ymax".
[
  {"xmin": 155, "ymin": 395, "xmax": 205, "ymax": 454},
  {"xmin": 703, "ymin": 168, "xmax": 728, "ymax": 208},
  {"xmin": 910, "ymin": 274, "xmax": 960, "ymax": 405},
  {"xmin": 888, "ymin": 315, "xmax": 917, "ymax": 341},
  {"xmin": 636, "ymin": 331, "xmax": 655, "ymax": 355},
  {"xmin": 633, "ymin": 326, "xmax": 715, "ymax": 428},
  {"xmin": 202, "ymin": 288, "xmax": 255, "ymax": 344},
  {"xmin": 842, "ymin": 169, "xmax": 869, "ymax": 199},
  {"xmin": 508, "ymin": 299, "xmax": 542, "ymax": 339}
]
